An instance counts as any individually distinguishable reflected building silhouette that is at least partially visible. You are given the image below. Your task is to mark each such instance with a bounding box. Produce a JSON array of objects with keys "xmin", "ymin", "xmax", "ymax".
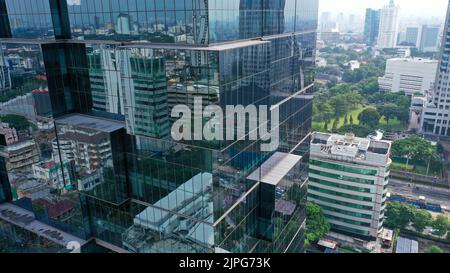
[
  {"xmin": 116, "ymin": 14, "xmax": 131, "ymax": 36},
  {"xmin": 87, "ymin": 46, "xmax": 124, "ymax": 115},
  {"xmin": 121, "ymin": 48, "xmax": 170, "ymax": 139},
  {"xmin": 0, "ymin": 64, "xmax": 11, "ymax": 92}
]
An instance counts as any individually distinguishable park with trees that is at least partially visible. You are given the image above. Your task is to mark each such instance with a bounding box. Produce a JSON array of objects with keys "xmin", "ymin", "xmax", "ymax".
[
  {"xmin": 313, "ymin": 46, "xmax": 448, "ymax": 178},
  {"xmin": 313, "ymin": 82, "xmax": 411, "ymax": 137},
  {"xmin": 385, "ymin": 202, "xmax": 450, "ymax": 240},
  {"xmin": 391, "ymin": 137, "xmax": 444, "ymax": 177},
  {"xmin": 313, "ymin": 48, "xmax": 411, "ymax": 137}
]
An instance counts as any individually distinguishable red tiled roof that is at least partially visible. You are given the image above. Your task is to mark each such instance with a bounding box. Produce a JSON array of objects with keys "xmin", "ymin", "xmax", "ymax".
[
  {"xmin": 33, "ymin": 75, "xmax": 47, "ymax": 81},
  {"xmin": 34, "ymin": 199, "xmax": 74, "ymax": 219},
  {"xmin": 32, "ymin": 89, "xmax": 49, "ymax": 94}
]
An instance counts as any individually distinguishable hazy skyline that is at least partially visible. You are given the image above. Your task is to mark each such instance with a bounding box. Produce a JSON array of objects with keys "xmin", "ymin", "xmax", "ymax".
[{"xmin": 319, "ymin": 0, "xmax": 448, "ymax": 19}]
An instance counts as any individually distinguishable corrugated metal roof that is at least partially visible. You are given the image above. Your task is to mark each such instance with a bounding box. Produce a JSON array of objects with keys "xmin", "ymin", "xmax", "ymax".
[{"xmin": 396, "ymin": 237, "xmax": 419, "ymax": 253}]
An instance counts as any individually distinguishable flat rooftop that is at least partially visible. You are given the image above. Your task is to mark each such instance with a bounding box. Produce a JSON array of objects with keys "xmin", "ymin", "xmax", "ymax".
[
  {"xmin": 311, "ymin": 133, "xmax": 391, "ymax": 158},
  {"xmin": 387, "ymin": 57, "xmax": 438, "ymax": 64},
  {"xmin": 56, "ymin": 114, "xmax": 125, "ymax": 133},
  {"xmin": 247, "ymin": 152, "xmax": 302, "ymax": 185}
]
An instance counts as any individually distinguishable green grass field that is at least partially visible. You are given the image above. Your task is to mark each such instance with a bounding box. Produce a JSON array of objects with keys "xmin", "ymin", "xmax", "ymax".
[{"xmin": 313, "ymin": 105, "xmax": 369, "ymax": 131}]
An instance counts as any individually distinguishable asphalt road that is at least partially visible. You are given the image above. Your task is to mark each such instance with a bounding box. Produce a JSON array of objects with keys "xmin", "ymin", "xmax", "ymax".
[{"xmin": 388, "ymin": 179, "xmax": 450, "ymax": 208}]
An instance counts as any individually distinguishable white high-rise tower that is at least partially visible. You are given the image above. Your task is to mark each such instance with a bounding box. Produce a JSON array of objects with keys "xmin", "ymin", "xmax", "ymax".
[{"xmin": 377, "ymin": 0, "xmax": 400, "ymax": 49}]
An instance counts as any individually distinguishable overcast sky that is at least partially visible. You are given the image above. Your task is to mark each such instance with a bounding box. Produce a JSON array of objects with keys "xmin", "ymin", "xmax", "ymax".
[{"xmin": 319, "ymin": 0, "xmax": 449, "ymax": 18}]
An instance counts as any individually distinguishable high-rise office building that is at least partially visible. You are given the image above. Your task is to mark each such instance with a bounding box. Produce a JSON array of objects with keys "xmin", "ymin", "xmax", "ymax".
[
  {"xmin": 32, "ymin": 88, "xmax": 53, "ymax": 117},
  {"xmin": 377, "ymin": 0, "xmax": 400, "ymax": 49},
  {"xmin": 0, "ymin": 0, "xmax": 318, "ymax": 253},
  {"xmin": 87, "ymin": 45, "xmax": 124, "ymax": 115},
  {"xmin": 421, "ymin": 1, "xmax": 450, "ymax": 137},
  {"xmin": 308, "ymin": 133, "xmax": 392, "ymax": 239},
  {"xmin": 403, "ymin": 27, "xmax": 420, "ymax": 47},
  {"xmin": 364, "ymin": 9, "xmax": 381, "ymax": 46},
  {"xmin": 320, "ymin": 11, "xmax": 338, "ymax": 34},
  {"xmin": 320, "ymin": 12, "xmax": 331, "ymax": 25},
  {"xmin": 397, "ymin": 31, "xmax": 406, "ymax": 46},
  {"xmin": 116, "ymin": 14, "xmax": 131, "ymax": 36},
  {"xmin": 0, "ymin": 63, "xmax": 11, "ymax": 92},
  {"xmin": 419, "ymin": 25, "xmax": 441, "ymax": 52}
]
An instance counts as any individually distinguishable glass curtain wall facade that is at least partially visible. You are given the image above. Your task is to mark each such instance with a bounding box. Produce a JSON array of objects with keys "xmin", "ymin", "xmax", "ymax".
[
  {"xmin": 421, "ymin": 2, "xmax": 450, "ymax": 137},
  {"xmin": 0, "ymin": 0, "xmax": 318, "ymax": 253},
  {"xmin": 364, "ymin": 8, "xmax": 380, "ymax": 46}
]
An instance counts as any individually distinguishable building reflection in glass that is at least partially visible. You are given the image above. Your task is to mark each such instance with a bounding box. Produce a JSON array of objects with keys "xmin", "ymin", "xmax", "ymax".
[
  {"xmin": 0, "ymin": 0, "xmax": 319, "ymax": 253},
  {"xmin": 0, "ymin": 41, "xmax": 88, "ymax": 240}
]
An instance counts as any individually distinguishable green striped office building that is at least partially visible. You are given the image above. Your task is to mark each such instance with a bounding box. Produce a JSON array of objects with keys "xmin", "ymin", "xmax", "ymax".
[{"xmin": 308, "ymin": 133, "xmax": 392, "ymax": 239}]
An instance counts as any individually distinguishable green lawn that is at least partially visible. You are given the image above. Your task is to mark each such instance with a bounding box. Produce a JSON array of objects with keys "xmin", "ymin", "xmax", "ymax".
[{"xmin": 313, "ymin": 104, "xmax": 369, "ymax": 131}]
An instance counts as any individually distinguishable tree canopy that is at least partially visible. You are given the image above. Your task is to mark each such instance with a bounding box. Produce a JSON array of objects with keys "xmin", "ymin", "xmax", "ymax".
[
  {"xmin": 425, "ymin": 245, "xmax": 443, "ymax": 253},
  {"xmin": 337, "ymin": 124, "xmax": 374, "ymax": 138},
  {"xmin": 377, "ymin": 103, "xmax": 410, "ymax": 125},
  {"xmin": 313, "ymin": 83, "xmax": 362, "ymax": 122},
  {"xmin": 0, "ymin": 115, "xmax": 32, "ymax": 131},
  {"xmin": 361, "ymin": 77, "xmax": 380, "ymax": 95},
  {"xmin": 385, "ymin": 202, "xmax": 415, "ymax": 230},
  {"xmin": 391, "ymin": 137, "xmax": 440, "ymax": 169},
  {"xmin": 411, "ymin": 209, "xmax": 433, "ymax": 233},
  {"xmin": 368, "ymin": 92, "xmax": 411, "ymax": 110},
  {"xmin": 342, "ymin": 58, "xmax": 386, "ymax": 84},
  {"xmin": 358, "ymin": 108, "xmax": 381, "ymax": 128},
  {"xmin": 432, "ymin": 215, "xmax": 450, "ymax": 237},
  {"xmin": 385, "ymin": 202, "xmax": 445, "ymax": 235},
  {"xmin": 305, "ymin": 202, "xmax": 330, "ymax": 246}
]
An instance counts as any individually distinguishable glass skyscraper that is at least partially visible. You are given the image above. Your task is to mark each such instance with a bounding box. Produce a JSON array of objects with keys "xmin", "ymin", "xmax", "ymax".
[
  {"xmin": 364, "ymin": 8, "xmax": 380, "ymax": 46},
  {"xmin": 0, "ymin": 0, "xmax": 318, "ymax": 253},
  {"xmin": 421, "ymin": 1, "xmax": 450, "ymax": 138}
]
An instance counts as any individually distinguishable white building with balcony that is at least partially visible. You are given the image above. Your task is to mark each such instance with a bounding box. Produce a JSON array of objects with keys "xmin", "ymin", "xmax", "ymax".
[{"xmin": 32, "ymin": 160, "xmax": 73, "ymax": 191}]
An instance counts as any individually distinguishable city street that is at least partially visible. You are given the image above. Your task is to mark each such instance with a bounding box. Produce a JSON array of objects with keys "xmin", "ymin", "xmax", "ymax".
[{"xmin": 388, "ymin": 179, "xmax": 450, "ymax": 208}]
